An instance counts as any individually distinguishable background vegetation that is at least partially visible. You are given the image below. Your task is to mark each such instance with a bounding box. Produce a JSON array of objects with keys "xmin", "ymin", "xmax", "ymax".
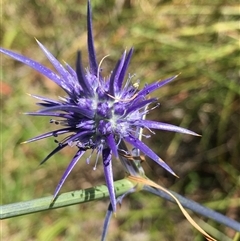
[{"xmin": 1, "ymin": 0, "xmax": 239, "ymax": 240}]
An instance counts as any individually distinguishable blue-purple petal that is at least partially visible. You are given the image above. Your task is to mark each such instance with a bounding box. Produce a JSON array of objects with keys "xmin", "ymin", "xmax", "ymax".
[
  {"xmin": 53, "ymin": 150, "xmax": 85, "ymax": 199},
  {"xmin": 29, "ymin": 94, "xmax": 61, "ymax": 106},
  {"xmin": 87, "ymin": 0, "xmax": 98, "ymax": 76},
  {"xmin": 108, "ymin": 50, "xmax": 126, "ymax": 96},
  {"xmin": 126, "ymin": 98, "xmax": 157, "ymax": 115},
  {"xmin": 76, "ymin": 51, "xmax": 94, "ymax": 96},
  {"xmin": 37, "ymin": 105, "xmax": 94, "ymax": 119},
  {"xmin": 23, "ymin": 128, "xmax": 73, "ymax": 143},
  {"xmin": 24, "ymin": 112, "xmax": 68, "ymax": 118},
  {"xmin": 65, "ymin": 62, "xmax": 78, "ymax": 80},
  {"xmin": 0, "ymin": 47, "xmax": 63, "ymax": 87},
  {"xmin": 137, "ymin": 75, "xmax": 178, "ymax": 98},
  {"xmin": 40, "ymin": 143, "xmax": 68, "ymax": 165},
  {"xmin": 62, "ymin": 130, "xmax": 94, "ymax": 145},
  {"xmin": 124, "ymin": 135, "xmax": 177, "ymax": 176},
  {"xmin": 106, "ymin": 134, "xmax": 118, "ymax": 158},
  {"xmin": 36, "ymin": 40, "xmax": 76, "ymax": 93},
  {"xmin": 116, "ymin": 48, "xmax": 134, "ymax": 92},
  {"xmin": 135, "ymin": 120, "xmax": 200, "ymax": 136},
  {"xmin": 102, "ymin": 148, "xmax": 116, "ymax": 213}
]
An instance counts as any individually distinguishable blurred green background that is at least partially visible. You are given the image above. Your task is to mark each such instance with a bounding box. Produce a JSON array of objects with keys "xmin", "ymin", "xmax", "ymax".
[{"xmin": 1, "ymin": 0, "xmax": 239, "ymax": 240}]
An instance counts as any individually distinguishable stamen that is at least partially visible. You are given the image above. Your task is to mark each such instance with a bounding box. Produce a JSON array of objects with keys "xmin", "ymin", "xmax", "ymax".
[
  {"xmin": 97, "ymin": 54, "xmax": 110, "ymax": 86},
  {"xmin": 93, "ymin": 150, "xmax": 100, "ymax": 170},
  {"xmin": 93, "ymin": 144, "xmax": 103, "ymax": 170},
  {"xmin": 86, "ymin": 149, "xmax": 94, "ymax": 164},
  {"xmin": 129, "ymin": 129, "xmax": 151, "ymax": 138}
]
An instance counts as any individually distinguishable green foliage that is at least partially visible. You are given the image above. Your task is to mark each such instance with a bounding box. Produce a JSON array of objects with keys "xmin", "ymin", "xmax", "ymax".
[{"xmin": 1, "ymin": 0, "xmax": 239, "ymax": 240}]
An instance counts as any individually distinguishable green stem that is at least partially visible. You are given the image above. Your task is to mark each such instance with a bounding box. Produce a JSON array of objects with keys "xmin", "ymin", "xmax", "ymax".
[
  {"xmin": 1, "ymin": 178, "xmax": 240, "ymax": 234},
  {"xmin": 0, "ymin": 179, "xmax": 134, "ymax": 220}
]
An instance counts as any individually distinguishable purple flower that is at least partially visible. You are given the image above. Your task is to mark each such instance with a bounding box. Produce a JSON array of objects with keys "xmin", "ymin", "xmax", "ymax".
[{"xmin": 0, "ymin": 0, "xmax": 198, "ymax": 212}]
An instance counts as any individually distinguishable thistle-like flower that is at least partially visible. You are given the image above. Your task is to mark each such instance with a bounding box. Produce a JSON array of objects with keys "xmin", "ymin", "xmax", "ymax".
[{"xmin": 0, "ymin": 0, "xmax": 198, "ymax": 212}]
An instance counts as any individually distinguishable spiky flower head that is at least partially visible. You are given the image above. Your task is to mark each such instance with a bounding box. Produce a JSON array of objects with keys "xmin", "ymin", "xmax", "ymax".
[{"xmin": 0, "ymin": 0, "xmax": 198, "ymax": 212}]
